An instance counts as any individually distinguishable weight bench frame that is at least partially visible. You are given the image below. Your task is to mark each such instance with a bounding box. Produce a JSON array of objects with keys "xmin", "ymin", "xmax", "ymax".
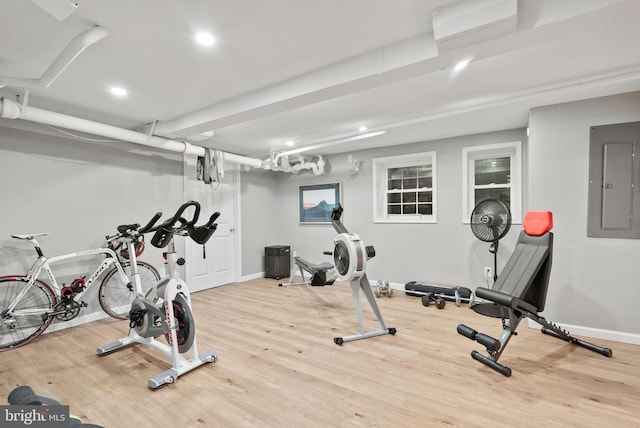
[{"xmin": 458, "ymin": 211, "xmax": 612, "ymax": 376}]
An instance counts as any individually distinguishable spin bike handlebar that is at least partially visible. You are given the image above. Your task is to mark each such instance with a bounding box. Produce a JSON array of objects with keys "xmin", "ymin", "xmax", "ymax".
[
  {"xmin": 189, "ymin": 211, "xmax": 220, "ymax": 245},
  {"xmin": 138, "ymin": 211, "xmax": 164, "ymax": 234},
  {"xmin": 138, "ymin": 201, "xmax": 220, "ymax": 248},
  {"xmin": 106, "ymin": 212, "xmax": 162, "ymax": 242},
  {"xmin": 148, "ymin": 201, "xmax": 201, "ymax": 248}
]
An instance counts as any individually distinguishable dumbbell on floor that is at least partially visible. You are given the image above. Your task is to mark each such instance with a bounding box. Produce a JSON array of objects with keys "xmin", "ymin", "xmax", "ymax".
[{"xmin": 421, "ymin": 292, "xmax": 446, "ymax": 309}]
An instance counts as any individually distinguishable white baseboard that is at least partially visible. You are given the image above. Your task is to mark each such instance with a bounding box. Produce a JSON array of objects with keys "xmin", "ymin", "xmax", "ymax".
[
  {"xmin": 527, "ymin": 319, "xmax": 640, "ymax": 345},
  {"xmin": 43, "ymin": 278, "xmax": 639, "ymax": 347},
  {"xmin": 241, "ymin": 271, "xmax": 267, "ymax": 282},
  {"xmin": 377, "ymin": 279, "xmax": 640, "ymax": 346},
  {"xmin": 384, "ymin": 281, "xmax": 407, "ymax": 290},
  {"xmin": 45, "ymin": 311, "xmax": 111, "ymax": 334}
]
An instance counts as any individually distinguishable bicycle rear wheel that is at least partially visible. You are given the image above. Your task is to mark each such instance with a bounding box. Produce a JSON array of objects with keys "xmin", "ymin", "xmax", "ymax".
[
  {"xmin": 98, "ymin": 261, "xmax": 161, "ymax": 320},
  {"xmin": 0, "ymin": 276, "xmax": 57, "ymax": 351}
]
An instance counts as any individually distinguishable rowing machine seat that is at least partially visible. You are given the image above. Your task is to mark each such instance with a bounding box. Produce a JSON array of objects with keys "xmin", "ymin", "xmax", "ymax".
[{"xmin": 279, "ymin": 256, "xmax": 336, "ymax": 286}]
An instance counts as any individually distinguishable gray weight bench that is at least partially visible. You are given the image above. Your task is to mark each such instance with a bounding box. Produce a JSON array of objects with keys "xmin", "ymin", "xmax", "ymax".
[{"xmin": 457, "ymin": 210, "xmax": 612, "ymax": 376}]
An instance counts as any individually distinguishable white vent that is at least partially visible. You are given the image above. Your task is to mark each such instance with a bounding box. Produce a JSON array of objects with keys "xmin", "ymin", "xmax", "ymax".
[{"xmin": 432, "ymin": 0, "xmax": 518, "ymax": 51}]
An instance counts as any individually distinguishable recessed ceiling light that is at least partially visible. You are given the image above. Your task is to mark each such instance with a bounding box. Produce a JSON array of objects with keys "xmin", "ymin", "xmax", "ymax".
[
  {"xmin": 286, "ymin": 140, "xmax": 294, "ymax": 147},
  {"xmin": 358, "ymin": 126, "xmax": 368, "ymax": 132},
  {"xmin": 110, "ymin": 86, "xmax": 127, "ymax": 97},
  {"xmin": 195, "ymin": 32, "xmax": 215, "ymax": 47},
  {"xmin": 453, "ymin": 59, "xmax": 471, "ymax": 72}
]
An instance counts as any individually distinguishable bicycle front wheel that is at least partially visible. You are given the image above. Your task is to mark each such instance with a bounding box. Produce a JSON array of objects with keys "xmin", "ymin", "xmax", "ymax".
[
  {"xmin": 99, "ymin": 261, "xmax": 161, "ymax": 320},
  {"xmin": 0, "ymin": 276, "xmax": 57, "ymax": 351}
]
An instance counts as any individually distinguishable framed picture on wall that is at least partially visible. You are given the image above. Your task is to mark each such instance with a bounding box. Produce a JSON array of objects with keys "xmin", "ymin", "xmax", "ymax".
[{"xmin": 299, "ymin": 182, "xmax": 342, "ymax": 224}]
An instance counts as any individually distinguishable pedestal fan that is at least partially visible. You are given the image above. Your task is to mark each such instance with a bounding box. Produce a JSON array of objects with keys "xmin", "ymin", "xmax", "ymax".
[{"xmin": 470, "ymin": 199, "xmax": 511, "ymax": 281}]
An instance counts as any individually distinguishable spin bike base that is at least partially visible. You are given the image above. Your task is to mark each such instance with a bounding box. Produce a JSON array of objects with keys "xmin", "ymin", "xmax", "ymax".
[
  {"xmin": 97, "ymin": 333, "xmax": 218, "ymax": 389},
  {"xmin": 148, "ymin": 349, "xmax": 218, "ymax": 389}
]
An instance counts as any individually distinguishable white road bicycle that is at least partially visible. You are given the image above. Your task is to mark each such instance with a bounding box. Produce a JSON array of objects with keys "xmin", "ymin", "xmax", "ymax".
[{"xmin": 0, "ymin": 215, "xmax": 162, "ymax": 351}]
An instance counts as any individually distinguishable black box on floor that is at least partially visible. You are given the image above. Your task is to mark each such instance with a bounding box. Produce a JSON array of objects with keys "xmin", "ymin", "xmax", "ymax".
[{"xmin": 265, "ymin": 245, "xmax": 290, "ymax": 279}]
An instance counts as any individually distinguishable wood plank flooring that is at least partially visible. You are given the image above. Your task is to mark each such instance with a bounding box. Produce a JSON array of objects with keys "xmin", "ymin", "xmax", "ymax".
[{"xmin": 1, "ymin": 278, "xmax": 639, "ymax": 427}]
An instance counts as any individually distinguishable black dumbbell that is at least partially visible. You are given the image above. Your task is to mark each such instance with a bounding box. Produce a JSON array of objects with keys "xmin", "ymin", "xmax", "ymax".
[{"xmin": 421, "ymin": 292, "xmax": 446, "ymax": 309}]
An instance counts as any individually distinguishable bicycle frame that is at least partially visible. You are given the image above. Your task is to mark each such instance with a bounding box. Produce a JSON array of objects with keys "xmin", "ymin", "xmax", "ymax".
[{"xmin": 5, "ymin": 238, "xmax": 133, "ymax": 317}]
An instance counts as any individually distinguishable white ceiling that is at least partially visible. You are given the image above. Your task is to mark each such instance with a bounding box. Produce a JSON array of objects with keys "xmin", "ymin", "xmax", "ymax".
[{"xmin": 1, "ymin": 0, "xmax": 639, "ymax": 159}]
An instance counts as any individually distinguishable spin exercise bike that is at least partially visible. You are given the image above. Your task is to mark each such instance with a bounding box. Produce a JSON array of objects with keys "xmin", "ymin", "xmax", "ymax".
[
  {"xmin": 97, "ymin": 201, "xmax": 220, "ymax": 389},
  {"xmin": 283, "ymin": 205, "xmax": 396, "ymax": 345}
]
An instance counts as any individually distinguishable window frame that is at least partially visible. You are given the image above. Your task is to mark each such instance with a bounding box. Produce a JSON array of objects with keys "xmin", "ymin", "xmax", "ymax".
[
  {"xmin": 462, "ymin": 141, "xmax": 522, "ymax": 224},
  {"xmin": 373, "ymin": 151, "xmax": 437, "ymax": 224}
]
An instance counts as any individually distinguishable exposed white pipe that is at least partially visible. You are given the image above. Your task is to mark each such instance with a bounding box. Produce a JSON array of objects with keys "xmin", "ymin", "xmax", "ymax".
[
  {"xmin": 0, "ymin": 97, "xmax": 325, "ymax": 174},
  {"xmin": 0, "ymin": 26, "xmax": 110, "ymax": 89},
  {"xmin": 266, "ymin": 155, "xmax": 325, "ymax": 175},
  {"xmin": 0, "ymin": 97, "xmax": 264, "ymax": 168}
]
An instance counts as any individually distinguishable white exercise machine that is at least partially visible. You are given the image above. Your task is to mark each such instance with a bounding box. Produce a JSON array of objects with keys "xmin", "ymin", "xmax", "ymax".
[{"xmin": 97, "ymin": 201, "xmax": 219, "ymax": 389}]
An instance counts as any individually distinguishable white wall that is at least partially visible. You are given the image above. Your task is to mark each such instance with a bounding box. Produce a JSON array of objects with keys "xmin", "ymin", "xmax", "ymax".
[
  {"xmin": 274, "ymin": 129, "xmax": 527, "ymax": 289},
  {"xmin": 528, "ymin": 91, "xmax": 640, "ymax": 336},
  {"xmin": 0, "ymin": 126, "xmax": 185, "ymax": 319},
  {"xmin": 4, "ymin": 91, "xmax": 639, "ymax": 343},
  {"xmin": 240, "ymin": 168, "xmax": 280, "ymax": 277}
]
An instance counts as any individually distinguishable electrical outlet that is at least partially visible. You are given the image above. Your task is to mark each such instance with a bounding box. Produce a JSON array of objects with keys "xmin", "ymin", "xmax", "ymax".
[{"xmin": 484, "ymin": 266, "xmax": 493, "ymax": 278}]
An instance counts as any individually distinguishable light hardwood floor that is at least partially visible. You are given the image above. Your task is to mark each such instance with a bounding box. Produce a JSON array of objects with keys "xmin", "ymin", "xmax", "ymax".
[{"xmin": 1, "ymin": 278, "xmax": 639, "ymax": 427}]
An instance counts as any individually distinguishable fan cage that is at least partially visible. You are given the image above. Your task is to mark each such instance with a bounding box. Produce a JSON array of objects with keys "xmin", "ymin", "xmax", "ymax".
[{"xmin": 470, "ymin": 199, "xmax": 511, "ymax": 242}]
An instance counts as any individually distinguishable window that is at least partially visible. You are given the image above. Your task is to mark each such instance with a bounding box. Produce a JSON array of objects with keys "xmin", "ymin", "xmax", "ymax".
[
  {"xmin": 373, "ymin": 152, "xmax": 436, "ymax": 223},
  {"xmin": 462, "ymin": 141, "xmax": 522, "ymax": 223}
]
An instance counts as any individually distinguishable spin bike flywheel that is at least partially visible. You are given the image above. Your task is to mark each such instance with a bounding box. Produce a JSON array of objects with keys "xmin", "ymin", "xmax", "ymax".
[
  {"xmin": 165, "ymin": 294, "xmax": 195, "ymax": 354},
  {"xmin": 333, "ymin": 233, "xmax": 367, "ymax": 282},
  {"xmin": 129, "ymin": 293, "xmax": 195, "ymax": 354}
]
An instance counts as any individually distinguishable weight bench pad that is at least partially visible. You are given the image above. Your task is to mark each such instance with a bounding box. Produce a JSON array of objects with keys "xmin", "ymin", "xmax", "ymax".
[{"xmin": 475, "ymin": 210, "xmax": 553, "ymax": 314}]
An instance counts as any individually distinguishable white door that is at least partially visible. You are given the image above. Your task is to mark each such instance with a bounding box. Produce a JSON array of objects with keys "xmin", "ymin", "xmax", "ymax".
[{"xmin": 184, "ymin": 157, "xmax": 238, "ymax": 292}]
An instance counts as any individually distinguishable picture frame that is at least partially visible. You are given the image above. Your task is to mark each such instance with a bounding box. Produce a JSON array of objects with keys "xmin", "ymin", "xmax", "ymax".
[{"xmin": 299, "ymin": 182, "xmax": 342, "ymax": 224}]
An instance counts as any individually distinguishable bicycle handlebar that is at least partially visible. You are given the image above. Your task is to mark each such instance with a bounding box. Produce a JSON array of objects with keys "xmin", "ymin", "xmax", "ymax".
[
  {"xmin": 205, "ymin": 212, "xmax": 221, "ymax": 227},
  {"xmin": 139, "ymin": 212, "xmax": 163, "ymax": 234},
  {"xmin": 160, "ymin": 200, "xmax": 201, "ymax": 232},
  {"xmin": 189, "ymin": 211, "xmax": 221, "ymax": 245},
  {"xmin": 144, "ymin": 201, "xmax": 221, "ymax": 248}
]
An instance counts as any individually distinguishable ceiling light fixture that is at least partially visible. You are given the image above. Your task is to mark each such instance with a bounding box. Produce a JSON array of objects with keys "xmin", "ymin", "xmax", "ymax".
[
  {"xmin": 195, "ymin": 32, "xmax": 215, "ymax": 47},
  {"xmin": 286, "ymin": 140, "xmax": 294, "ymax": 146},
  {"xmin": 453, "ymin": 59, "xmax": 471, "ymax": 72},
  {"xmin": 359, "ymin": 126, "xmax": 368, "ymax": 132},
  {"xmin": 110, "ymin": 86, "xmax": 127, "ymax": 97}
]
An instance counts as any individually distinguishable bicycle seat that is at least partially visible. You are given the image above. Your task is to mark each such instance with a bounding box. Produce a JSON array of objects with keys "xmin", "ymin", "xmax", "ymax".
[{"xmin": 11, "ymin": 233, "xmax": 50, "ymax": 240}]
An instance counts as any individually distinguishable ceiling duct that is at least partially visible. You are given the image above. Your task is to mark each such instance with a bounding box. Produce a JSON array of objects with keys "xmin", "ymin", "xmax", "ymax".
[
  {"xmin": 432, "ymin": 0, "xmax": 518, "ymax": 51},
  {"xmin": 0, "ymin": 26, "xmax": 109, "ymax": 89},
  {"xmin": 31, "ymin": 0, "xmax": 77, "ymax": 21}
]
